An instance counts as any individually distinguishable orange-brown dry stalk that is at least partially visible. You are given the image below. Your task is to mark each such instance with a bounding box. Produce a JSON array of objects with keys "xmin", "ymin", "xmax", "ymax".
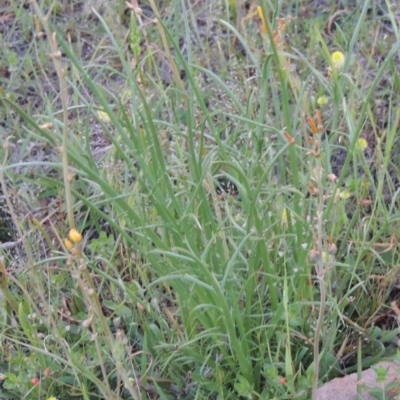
[{"xmin": 284, "ymin": 130, "xmax": 296, "ymax": 145}]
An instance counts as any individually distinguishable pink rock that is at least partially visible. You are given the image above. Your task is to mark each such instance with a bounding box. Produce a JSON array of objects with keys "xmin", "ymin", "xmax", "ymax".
[{"xmin": 316, "ymin": 361, "xmax": 400, "ymax": 400}]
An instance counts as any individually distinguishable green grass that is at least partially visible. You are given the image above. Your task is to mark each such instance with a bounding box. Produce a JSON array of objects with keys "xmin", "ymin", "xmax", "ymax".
[{"xmin": 1, "ymin": 0, "xmax": 400, "ymax": 399}]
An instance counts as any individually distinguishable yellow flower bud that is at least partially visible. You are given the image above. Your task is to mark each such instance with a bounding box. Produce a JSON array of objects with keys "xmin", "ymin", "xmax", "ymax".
[
  {"xmin": 64, "ymin": 238, "xmax": 74, "ymax": 250},
  {"xmin": 68, "ymin": 228, "xmax": 82, "ymax": 244}
]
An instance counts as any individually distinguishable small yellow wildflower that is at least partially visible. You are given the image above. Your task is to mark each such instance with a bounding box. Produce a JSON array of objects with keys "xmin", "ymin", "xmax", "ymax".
[
  {"xmin": 68, "ymin": 228, "xmax": 82, "ymax": 244},
  {"xmin": 64, "ymin": 238, "xmax": 74, "ymax": 250},
  {"xmin": 47, "ymin": 397, "xmax": 58, "ymax": 400},
  {"xmin": 317, "ymin": 95, "xmax": 329, "ymax": 106},
  {"xmin": 97, "ymin": 110, "xmax": 111, "ymax": 124},
  {"xmin": 356, "ymin": 138, "xmax": 368, "ymax": 151},
  {"xmin": 339, "ymin": 189, "xmax": 351, "ymax": 200},
  {"xmin": 331, "ymin": 51, "xmax": 345, "ymax": 70}
]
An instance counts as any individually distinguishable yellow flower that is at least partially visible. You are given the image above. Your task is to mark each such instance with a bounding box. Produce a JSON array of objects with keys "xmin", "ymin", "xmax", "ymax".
[
  {"xmin": 317, "ymin": 95, "xmax": 329, "ymax": 106},
  {"xmin": 331, "ymin": 51, "xmax": 345, "ymax": 70},
  {"xmin": 64, "ymin": 238, "xmax": 74, "ymax": 250},
  {"xmin": 68, "ymin": 228, "xmax": 82, "ymax": 244},
  {"xmin": 356, "ymin": 138, "xmax": 368, "ymax": 151},
  {"xmin": 47, "ymin": 397, "xmax": 58, "ymax": 400}
]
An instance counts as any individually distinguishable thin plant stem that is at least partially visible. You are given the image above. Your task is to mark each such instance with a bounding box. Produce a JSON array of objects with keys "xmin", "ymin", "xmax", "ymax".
[
  {"xmin": 30, "ymin": 0, "xmax": 75, "ymax": 230},
  {"xmin": 311, "ymin": 133, "xmax": 328, "ymax": 399}
]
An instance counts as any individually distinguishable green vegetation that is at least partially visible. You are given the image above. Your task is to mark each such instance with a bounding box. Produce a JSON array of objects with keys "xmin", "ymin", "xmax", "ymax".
[{"xmin": 1, "ymin": 0, "xmax": 400, "ymax": 399}]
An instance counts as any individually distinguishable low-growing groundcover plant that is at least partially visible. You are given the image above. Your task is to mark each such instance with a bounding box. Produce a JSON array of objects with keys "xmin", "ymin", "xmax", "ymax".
[{"xmin": 1, "ymin": 0, "xmax": 400, "ymax": 399}]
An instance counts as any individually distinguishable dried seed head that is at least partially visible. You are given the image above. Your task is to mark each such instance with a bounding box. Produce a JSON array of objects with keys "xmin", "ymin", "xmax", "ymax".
[
  {"xmin": 307, "ymin": 184, "xmax": 319, "ymax": 196},
  {"xmin": 309, "ymin": 249, "xmax": 321, "ymax": 264},
  {"xmin": 360, "ymin": 199, "xmax": 372, "ymax": 207},
  {"xmin": 284, "ymin": 130, "xmax": 296, "ymax": 145},
  {"xmin": 327, "ymin": 242, "xmax": 337, "ymax": 255},
  {"xmin": 82, "ymin": 315, "xmax": 94, "ymax": 329},
  {"xmin": 327, "ymin": 173, "xmax": 337, "ymax": 183},
  {"xmin": 307, "ymin": 116, "xmax": 319, "ymax": 135}
]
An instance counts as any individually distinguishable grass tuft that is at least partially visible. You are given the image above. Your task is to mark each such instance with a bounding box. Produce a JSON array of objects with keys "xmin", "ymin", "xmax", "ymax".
[{"xmin": 1, "ymin": 1, "xmax": 400, "ymax": 399}]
